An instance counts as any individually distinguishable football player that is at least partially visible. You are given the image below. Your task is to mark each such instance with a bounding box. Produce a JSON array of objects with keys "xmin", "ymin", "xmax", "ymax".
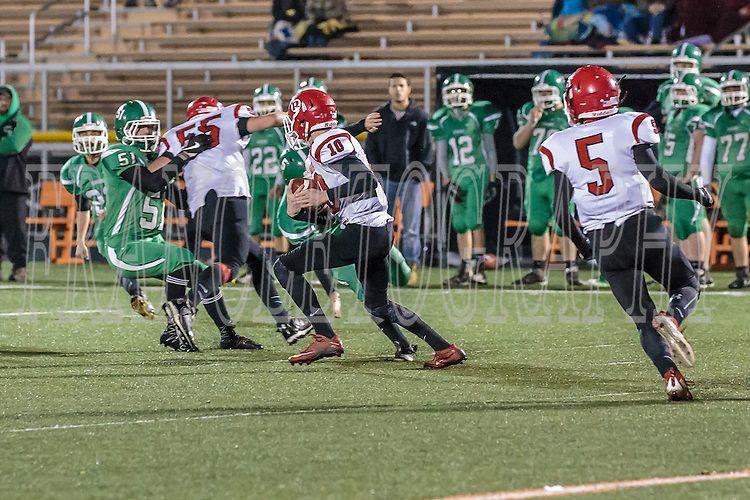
[
  {"xmin": 154, "ymin": 96, "xmax": 311, "ymax": 345},
  {"xmin": 428, "ymin": 73, "xmax": 501, "ymax": 286},
  {"xmin": 297, "ymin": 77, "xmax": 349, "ymax": 126},
  {"xmin": 247, "ymin": 84, "xmax": 287, "ymax": 253},
  {"xmin": 275, "ymin": 146, "xmax": 416, "ymax": 360},
  {"xmin": 60, "ymin": 112, "xmax": 155, "ymax": 319},
  {"xmin": 658, "ymin": 74, "xmax": 712, "ymax": 286},
  {"xmin": 699, "ymin": 70, "xmax": 750, "ymax": 288},
  {"xmin": 99, "ymin": 100, "xmax": 258, "ymax": 352},
  {"xmin": 274, "ymin": 88, "xmax": 465, "ymax": 368},
  {"xmin": 513, "ymin": 70, "xmax": 582, "ymax": 286},
  {"xmin": 541, "ymin": 66, "xmax": 713, "ymax": 401}
]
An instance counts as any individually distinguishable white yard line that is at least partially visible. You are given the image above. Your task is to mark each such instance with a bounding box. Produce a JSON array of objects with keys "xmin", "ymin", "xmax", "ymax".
[
  {"xmin": 0, "ymin": 309, "xmax": 118, "ymax": 317},
  {"xmin": 1, "ymin": 391, "xmax": 653, "ymax": 435},
  {"xmin": 444, "ymin": 469, "xmax": 750, "ymax": 499}
]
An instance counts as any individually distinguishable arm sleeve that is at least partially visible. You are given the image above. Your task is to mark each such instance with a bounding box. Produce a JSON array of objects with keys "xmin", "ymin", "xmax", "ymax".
[
  {"xmin": 482, "ymin": 133, "xmax": 497, "ymax": 179},
  {"xmin": 435, "ymin": 140, "xmax": 449, "ymax": 178},
  {"xmin": 343, "ymin": 118, "xmax": 367, "ymax": 137},
  {"xmin": 119, "ymin": 165, "xmax": 177, "ymax": 193},
  {"xmin": 632, "ymin": 143, "xmax": 704, "ymax": 200},
  {"xmin": 700, "ymin": 135, "xmax": 717, "ymax": 181},
  {"xmin": 553, "ymin": 170, "xmax": 592, "ymax": 260}
]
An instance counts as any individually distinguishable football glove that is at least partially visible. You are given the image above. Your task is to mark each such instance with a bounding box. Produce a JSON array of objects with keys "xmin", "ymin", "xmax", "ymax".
[
  {"xmin": 485, "ymin": 181, "xmax": 498, "ymax": 204},
  {"xmin": 445, "ymin": 181, "xmax": 465, "ymax": 203},
  {"xmin": 697, "ymin": 186, "xmax": 714, "ymax": 208},
  {"xmin": 180, "ymin": 133, "xmax": 213, "ymax": 159}
]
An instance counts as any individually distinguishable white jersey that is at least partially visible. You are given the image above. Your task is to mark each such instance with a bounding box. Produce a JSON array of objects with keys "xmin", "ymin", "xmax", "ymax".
[
  {"xmin": 159, "ymin": 103, "xmax": 253, "ymax": 216},
  {"xmin": 306, "ymin": 128, "xmax": 392, "ymax": 227},
  {"xmin": 540, "ymin": 112, "xmax": 661, "ymax": 232}
]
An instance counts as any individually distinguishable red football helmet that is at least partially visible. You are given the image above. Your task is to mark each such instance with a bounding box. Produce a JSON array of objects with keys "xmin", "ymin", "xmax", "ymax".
[
  {"xmin": 564, "ymin": 65, "xmax": 620, "ymax": 124},
  {"xmin": 186, "ymin": 96, "xmax": 223, "ymax": 120},
  {"xmin": 284, "ymin": 88, "xmax": 337, "ymax": 150}
]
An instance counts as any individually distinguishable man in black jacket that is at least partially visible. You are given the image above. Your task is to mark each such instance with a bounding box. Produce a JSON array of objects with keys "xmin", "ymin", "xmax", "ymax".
[
  {"xmin": 365, "ymin": 73, "xmax": 431, "ymax": 286},
  {"xmin": 0, "ymin": 85, "xmax": 32, "ymax": 282}
]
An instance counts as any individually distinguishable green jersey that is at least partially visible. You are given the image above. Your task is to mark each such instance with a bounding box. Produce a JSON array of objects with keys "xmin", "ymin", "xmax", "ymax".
[
  {"xmin": 99, "ymin": 143, "xmax": 166, "ymax": 248},
  {"xmin": 657, "ymin": 76, "xmax": 720, "ymax": 117},
  {"xmin": 659, "ymin": 104, "xmax": 709, "ymax": 176},
  {"xmin": 60, "ymin": 154, "xmax": 106, "ymax": 216},
  {"xmin": 246, "ymin": 127, "xmax": 285, "ymax": 182},
  {"xmin": 703, "ymin": 106, "xmax": 750, "ymax": 179},
  {"xmin": 516, "ymin": 101, "xmax": 568, "ymax": 182},
  {"xmin": 427, "ymin": 101, "xmax": 501, "ymax": 173}
]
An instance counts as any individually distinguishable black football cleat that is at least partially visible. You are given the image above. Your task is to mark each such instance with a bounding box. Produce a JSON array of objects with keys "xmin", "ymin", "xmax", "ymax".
[
  {"xmin": 728, "ymin": 269, "xmax": 750, "ymax": 289},
  {"xmin": 160, "ymin": 319, "xmax": 198, "ymax": 352},
  {"xmin": 219, "ymin": 325, "xmax": 263, "ymax": 350},
  {"xmin": 444, "ymin": 269, "xmax": 472, "ymax": 287},
  {"xmin": 513, "ymin": 270, "xmax": 547, "ymax": 286},
  {"xmin": 565, "ymin": 267, "xmax": 583, "ymax": 286},
  {"xmin": 394, "ymin": 343, "xmax": 417, "ymax": 362},
  {"xmin": 277, "ymin": 317, "xmax": 313, "ymax": 345},
  {"xmin": 162, "ymin": 300, "xmax": 198, "ymax": 352}
]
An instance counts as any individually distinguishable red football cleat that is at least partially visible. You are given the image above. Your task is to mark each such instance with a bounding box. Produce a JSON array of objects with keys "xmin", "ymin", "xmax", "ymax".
[
  {"xmin": 288, "ymin": 334, "xmax": 344, "ymax": 365},
  {"xmin": 664, "ymin": 367, "xmax": 693, "ymax": 401},
  {"xmin": 424, "ymin": 344, "xmax": 466, "ymax": 369}
]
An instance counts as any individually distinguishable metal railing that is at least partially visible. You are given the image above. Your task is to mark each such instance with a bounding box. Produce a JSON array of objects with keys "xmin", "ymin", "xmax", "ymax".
[{"xmin": 2, "ymin": 55, "xmax": 749, "ymax": 132}]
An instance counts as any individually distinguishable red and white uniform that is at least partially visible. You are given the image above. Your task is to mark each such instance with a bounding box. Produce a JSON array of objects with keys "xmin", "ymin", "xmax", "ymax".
[
  {"xmin": 540, "ymin": 112, "xmax": 661, "ymax": 232},
  {"xmin": 306, "ymin": 128, "xmax": 392, "ymax": 227},
  {"xmin": 159, "ymin": 103, "xmax": 254, "ymax": 216}
]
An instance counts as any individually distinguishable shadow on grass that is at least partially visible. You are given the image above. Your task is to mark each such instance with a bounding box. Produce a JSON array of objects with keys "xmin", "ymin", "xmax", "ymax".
[{"xmin": 4, "ymin": 395, "xmax": 750, "ymax": 427}]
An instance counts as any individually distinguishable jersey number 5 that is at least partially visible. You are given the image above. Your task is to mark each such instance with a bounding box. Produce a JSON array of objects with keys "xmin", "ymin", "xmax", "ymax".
[{"xmin": 575, "ymin": 133, "xmax": 613, "ymax": 196}]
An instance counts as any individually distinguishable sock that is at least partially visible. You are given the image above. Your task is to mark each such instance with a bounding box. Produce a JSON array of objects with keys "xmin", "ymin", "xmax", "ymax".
[
  {"xmin": 668, "ymin": 284, "xmax": 700, "ymax": 326},
  {"xmin": 391, "ymin": 302, "xmax": 451, "ymax": 351},
  {"xmin": 165, "ymin": 270, "xmax": 190, "ymax": 302},
  {"xmin": 314, "ymin": 269, "xmax": 337, "ymax": 296},
  {"xmin": 532, "ymin": 260, "xmax": 546, "ymax": 277},
  {"xmin": 737, "ymin": 266, "xmax": 749, "ymax": 278},
  {"xmin": 196, "ymin": 265, "xmax": 234, "ymax": 330},
  {"xmin": 639, "ymin": 323, "xmax": 677, "ymax": 376},
  {"xmin": 247, "ymin": 253, "xmax": 290, "ymax": 325},
  {"xmin": 689, "ymin": 260, "xmax": 701, "ymax": 271},
  {"xmin": 273, "ymin": 259, "xmax": 336, "ymax": 338},
  {"xmin": 460, "ymin": 259, "xmax": 472, "ymax": 275},
  {"xmin": 118, "ymin": 276, "xmax": 142, "ymax": 297},
  {"xmin": 371, "ymin": 317, "xmax": 412, "ymax": 349}
]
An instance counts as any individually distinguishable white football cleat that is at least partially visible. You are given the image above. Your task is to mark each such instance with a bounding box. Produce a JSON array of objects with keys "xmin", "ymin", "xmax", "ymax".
[{"xmin": 652, "ymin": 312, "xmax": 695, "ymax": 368}]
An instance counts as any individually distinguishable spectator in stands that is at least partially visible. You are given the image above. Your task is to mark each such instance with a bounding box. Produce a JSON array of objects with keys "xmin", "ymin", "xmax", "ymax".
[
  {"xmin": 304, "ymin": 0, "xmax": 356, "ymax": 47},
  {"xmin": 267, "ymin": 0, "xmax": 307, "ymax": 59},
  {"xmin": 590, "ymin": 1, "xmax": 674, "ymax": 44},
  {"xmin": 0, "ymin": 85, "xmax": 32, "ymax": 282},
  {"xmin": 677, "ymin": 0, "xmax": 750, "ymax": 44},
  {"xmin": 365, "ymin": 73, "xmax": 431, "ymax": 287},
  {"xmin": 125, "ymin": 0, "xmax": 157, "ymax": 6}
]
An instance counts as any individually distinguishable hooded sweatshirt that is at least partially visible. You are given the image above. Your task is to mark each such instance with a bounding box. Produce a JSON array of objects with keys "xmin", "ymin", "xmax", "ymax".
[{"xmin": 0, "ymin": 84, "xmax": 33, "ymax": 193}]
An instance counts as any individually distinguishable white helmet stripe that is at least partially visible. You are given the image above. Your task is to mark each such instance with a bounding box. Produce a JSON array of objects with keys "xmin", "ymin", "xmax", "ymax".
[
  {"xmin": 135, "ymin": 99, "xmax": 149, "ymax": 117},
  {"xmin": 87, "ymin": 112, "xmax": 92, "ymax": 124}
]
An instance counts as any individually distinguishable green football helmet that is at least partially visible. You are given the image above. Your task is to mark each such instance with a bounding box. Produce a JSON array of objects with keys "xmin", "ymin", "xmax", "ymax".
[
  {"xmin": 280, "ymin": 150, "xmax": 306, "ymax": 183},
  {"xmin": 532, "ymin": 69, "xmax": 565, "ymax": 110},
  {"xmin": 114, "ymin": 100, "xmax": 160, "ymax": 153},
  {"xmin": 442, "ymin": 73, "xmax": 473, "ymax": 109},
  {"xmin": 670, "ymin": 73, "xmax": 702, "ymax": 109},
  {"xmin": 720, "ymin": 70, "xmax": 749, "ymax": 107},
  {"xmin": 253, "ymin": 84, "xmax": 283, "ymax": 116},
  {"xmin": 298, "ymin": 77, "xmax": 327, "ymax": 92},
  {"xmin": 670, "ymin": 43, "xmax": 702, "ymax": 79},
  {"xmin": 72, "ymin": 112, "xmax": 108, "ymax": 155}
]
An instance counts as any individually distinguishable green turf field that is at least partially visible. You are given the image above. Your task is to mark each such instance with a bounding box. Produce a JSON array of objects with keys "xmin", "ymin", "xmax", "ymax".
[{"xmin": 1, "ymin": 262, "xmax": 749, "ymax": 499}]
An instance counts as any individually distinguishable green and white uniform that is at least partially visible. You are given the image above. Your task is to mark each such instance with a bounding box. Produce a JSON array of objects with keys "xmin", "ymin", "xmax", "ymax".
[
  {"xmin": 99, "ymin": 143, "xmax": 201, "ymax": 278},
  {"xmin": 246, "ymin": 127, "xmax": 285, "ymax": 237},
  {"xmin": 517, "ymin": 101, "xmax": 569, "ymax": 236},
  {"xmin": 59, "ymin": 154, "xmax": 107, "ymax": 252},
  {"xmin": 659, "ymin": 103, "xmax": 709, "ymax": 239},
  {"xmin": 702, "ymin": 106, "xmax": 750, "ymax": 237},
  {"xmin": 428, "ymin": 100, "xmax": 501, "ymax": 233}
]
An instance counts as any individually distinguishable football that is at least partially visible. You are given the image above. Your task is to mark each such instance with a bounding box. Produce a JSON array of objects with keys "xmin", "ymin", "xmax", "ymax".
[{"xmin": 289, "ymin": 177, "xmax": 325, "ymax": 194}]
